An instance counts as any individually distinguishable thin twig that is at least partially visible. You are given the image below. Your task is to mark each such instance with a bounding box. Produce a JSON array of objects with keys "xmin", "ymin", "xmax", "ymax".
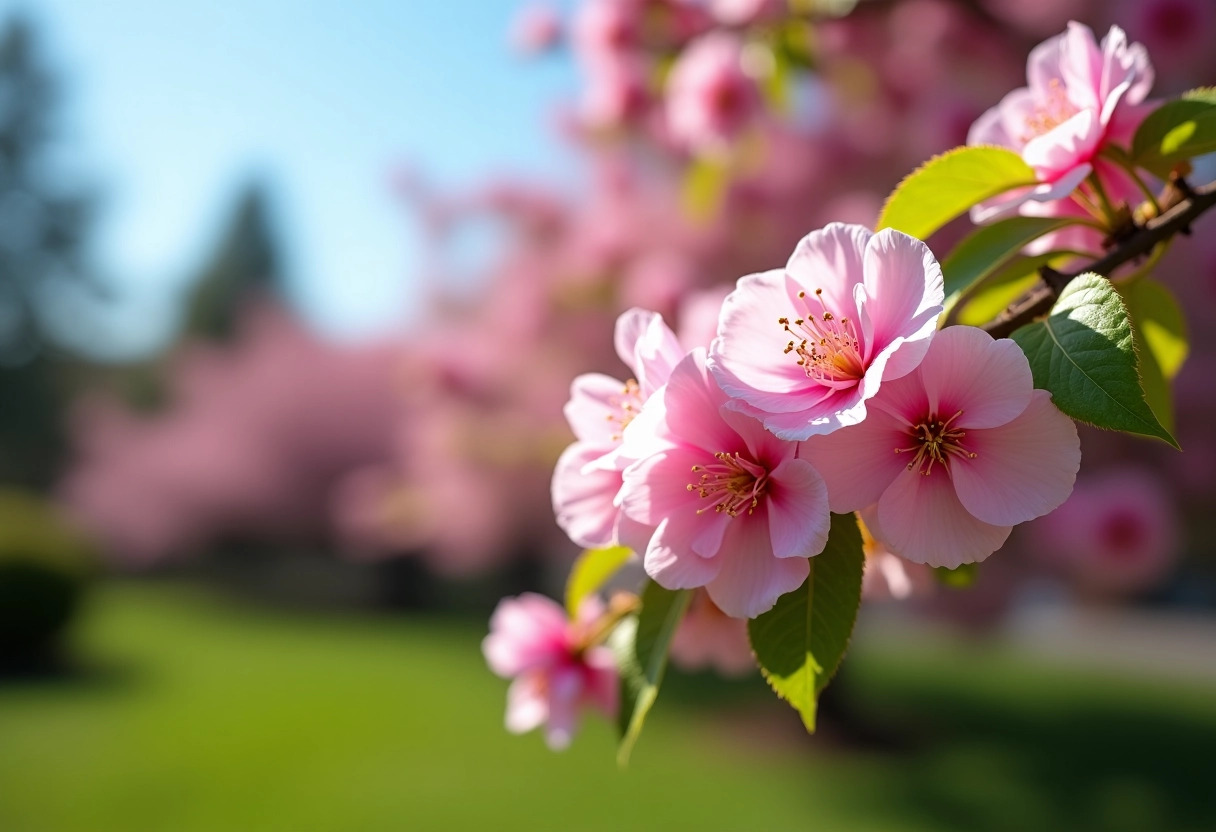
[{"xmin": 983, "ymin": 179, "xmax": 1216, "ymax": 340}]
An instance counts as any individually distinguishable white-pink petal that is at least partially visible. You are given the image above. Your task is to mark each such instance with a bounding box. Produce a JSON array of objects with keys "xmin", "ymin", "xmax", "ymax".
[
  {"xmin": 918, "ymin": 327, "xmax": 1032, "ymax": 429},
  {"xmin": 875, "ymin": 469, "xmax": 1012, "ymax": 569},
  {"xmin": 951, "ymin": 390, "xmax": 1080, "ymax": 527},
  {"xmin": 706, "ymin": 517, "xmax": 809, "ymax": 618},
  {"xmin": 765, "ymin": 458, "xmax": 831, "ymax": 559}
]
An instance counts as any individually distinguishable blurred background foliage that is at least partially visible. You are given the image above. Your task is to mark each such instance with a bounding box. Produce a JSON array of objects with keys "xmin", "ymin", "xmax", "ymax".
[{"xmin": 0, "ymin": 1, "xmax": 1214, "ymax": 829}]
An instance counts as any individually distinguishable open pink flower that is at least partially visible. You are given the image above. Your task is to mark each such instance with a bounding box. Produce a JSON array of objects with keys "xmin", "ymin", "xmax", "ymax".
[
  {"xmin": 1032, "ymin": 467, "xmax": 1180, "ymax": 597},
  {"xmin": 665, "ymin": 32, "xmax": 759, "ymax": 155},
  {"xmin": 618, "ymin": 348, "xmax": 830, "ymax": 618},
  {"xmin": 708, "ymin": 223, "xmax": 944, "ymax": 441},
  {"xmin": 802, "ymin": 326, "xmax": 1080, "ymax": 568},
  {"xmin": 968, "ymin": 22, "xmax": 1155, "ymax": 222},
  {"xmin": 552, "ymin": 308, "xmax": 685, "ymax": 548},
  {"xmin": 483, "ymin": 593, "xmax": 618, "ymax": 750}
]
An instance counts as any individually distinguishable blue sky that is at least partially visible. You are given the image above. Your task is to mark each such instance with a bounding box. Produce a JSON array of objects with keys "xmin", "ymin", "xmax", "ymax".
[{"xmin": 6, "ymin": 1, "xmax": 577, "ymax": 351}]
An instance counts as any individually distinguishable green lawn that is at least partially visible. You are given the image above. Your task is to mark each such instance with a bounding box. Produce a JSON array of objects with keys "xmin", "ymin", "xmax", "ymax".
[{"xmin": 1, "ymin": 583, "xmax": 1213, "ymax": 832}]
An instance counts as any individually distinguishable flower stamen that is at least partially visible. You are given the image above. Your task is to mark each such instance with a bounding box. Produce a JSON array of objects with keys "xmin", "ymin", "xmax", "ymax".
[
  {"xmin": 893, "ymin": 410, "xmax": 977, "ymax": 476},
  {"xmin": 686, "ymin": 452, "xmax": 769, "ymax": 516},
  {"xmin": 604, "ymin": 379, "xmax": 643, "ymax": 441},
  {"xmin": 777, "ymin": 288, "xmax": 865, "ymax": 389}
]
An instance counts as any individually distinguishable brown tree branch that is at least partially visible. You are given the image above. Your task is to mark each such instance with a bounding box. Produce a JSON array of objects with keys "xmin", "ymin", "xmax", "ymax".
[{"xmin": 982, "ymin": 178, "xmax": 1216, "ymax": 340}]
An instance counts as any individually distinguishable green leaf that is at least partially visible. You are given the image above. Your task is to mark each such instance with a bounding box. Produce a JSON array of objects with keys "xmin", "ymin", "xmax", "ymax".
[
  {"xmin": 1120, "ymin": 278, "xmax": 1189, "ymax": 380},
  {"xmin": 682, "ymin": 156, "xmax": 728, "ymax": 223},
  {"xmin": 613, "ymin": 581, "xmax": 691, "ymax": 766},
  {"xmin": 565, "ymin": 546, "xmax": 633, "ymax": 617},
  {"xmin": 1119, "ymin": 278, "xmax": 1189, "ymax": 434},
  {"xmin": 747, "ymin": 513, "xmax": 864, "ymax": 733},
  {"xmin": 941, "ymin": 216, "xmax": 1074, "ymax": 298},
  {"xmin": 876, "ymin": 146, "xmax": 1038, "ymax": 240},
  {"xmin": 1010, "ymin": 274, "xmax": 1178, "ymax": 447},
  {"xmin": 1131, "ymin": 90, "xmax": 1216, "ymax": 178},
  {"xmin": 933, "ymin": 563, "xmax": 978, "ymax": 589}
]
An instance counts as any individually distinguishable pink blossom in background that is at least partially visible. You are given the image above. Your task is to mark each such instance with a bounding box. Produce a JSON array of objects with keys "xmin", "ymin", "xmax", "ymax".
[
  {"xmin": 968, "ymin": 22, "xmax": 1155, "ymax": 222},
  {"xmin": 510, "ymin": 3, "xmax": 563, "ymax": 55},
  {"xmin": 579, "ymin": 53, "xmax": 652, "ymax": 131},
  {"xmin": 618, "ymin": 349, "xmax": 830, "ymax": 618},
  {"xmin": 669, "ymin": 588, "xmax": 755, "ymax": 676},
  {"xmin": 803, "ymin": 326, "xmax": 1080, "ymax": 569},
  {"xmin": 60, "ymin": 301, "xmax": 401, "ymax": 566},
  {"xmin": 708, "ymin": 223, "xmax": 944, "ymax": 441},
  {"xmin": 483, "ymin": 593, "xmax": 618, "ymax": 750},
  {"xmin": 1033, "ymin": 467, "xmax": 1180, "ymax": 597},
  {"xmin": 552, "ymin": 307, "xmax": 685, "ymax": 549},
  {"xmin": 709, "ymin": 0, "xmax": 782, "ymax": 27},
  {"xmin": 1117, "ymin": 0, "xmax": 1216, "ymax": 80},
  {"xmin": 665, "ymin": 32, "xmax": 759, "ymax": 155}
]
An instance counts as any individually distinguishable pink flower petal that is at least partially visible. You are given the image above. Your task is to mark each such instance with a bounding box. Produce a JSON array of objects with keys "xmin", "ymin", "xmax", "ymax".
[
  {"xmin": 564, "ymin": 372, "xmax": 632, "ymax": 443},
  {"xmin": 615, "ymin": 307, "xmax": 685, "ymax": 398},
  {"xmin": 709, "ymin": 269, "xmax": 815, "ymax": 410},
  {"xmin": 765, "ymin": 458, "xmax": 831, "ymax": 559},
  {"xmin": 644, "ymin": 517, "xmax": 725, "ymax": 588},
  {"xmin": 705, "ymin": 516, "xmax": 810, "ymax": 618},
  {"xmin": 861, "ymin": 230, "xmax": 944, "ymax": 354},
  {"xmin": 875, "ymin": 468, "xmax": 1012, "ymax": 568},
  {"xmin": 784, "ymin": 223, "xmax": 872, "ymax": 318},
  {"xmin": 951, "ymin": 390, "xmax": 1080, "ymax": 527},
  {"xmin": 552, "ymin": 441, "xmax": 623, "ymax": 549},
  {"xmin": 800, "ymin": 405, "xmax": 909, "ymax": 513},
  {"xmin": 658, "ymin": 349, "xmax": 741, "ymax": 451},
  {"xmin": 505, "ymin": 672, "xmax": 549, "ymax": 734},
  {"xmin": 918, "ymin": 327, "xmax": 1033, "ymax": 429},
  {"xmin": 484, "ymin": 593, "xmax": 569, "ymax": 677},
  {"xmin": 619, "ymin": 447, "xmax": 706, "ymax": 527}
]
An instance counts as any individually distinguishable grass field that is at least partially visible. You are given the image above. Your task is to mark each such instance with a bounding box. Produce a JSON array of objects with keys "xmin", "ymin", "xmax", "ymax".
[{"xmin": 1, "ymin": 582, "xmax": 1213, "ymax": 832}]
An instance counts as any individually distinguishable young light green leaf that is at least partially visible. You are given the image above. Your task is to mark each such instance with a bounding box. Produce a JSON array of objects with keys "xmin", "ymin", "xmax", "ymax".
[
  {"xmin": 953, "ymin": 253, "xmax": 1057, "ymax": 327},
  {"xmin": 565, "ymin": 546, "xmax": 633, "ymax": 617},
  {"xmin": 876, "ymin": 145, "xmax": 1038, "ymax": 240},
  {"xmin": 613, "ymin": 581, "xmax": 691, "ymax": 766},
  {"xmin": 1119, "ymin": 278, "xmax": 1188, "ymax": 434},
  {"xmin": 1010, "ymin": 273, "xmax": 1178, "ymax": 447},
  {"xmin": 1131, "ymin": 90, "xmax": 1216, "ymax": 178},
  {"xmin": 1120, "ymin": 278, "xmax": 1189, "ymax": 380},
  {"xmin": 941, "ymin": 216, "xmax": 1074, "ymax": 298},
  {"xmin": 747, "ymin": 512, "xmax": 864, "ymax": 733}
]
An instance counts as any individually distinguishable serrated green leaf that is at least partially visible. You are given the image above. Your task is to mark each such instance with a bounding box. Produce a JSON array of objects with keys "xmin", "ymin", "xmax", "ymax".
[
  {"xmin": 876, "ymin": 146, "xmax": 1038, "ymax": 240},
  {"xmin": 565, "ymin": 546, "xmax": 633, "ymax": 617},
  {"xmin": 747, "ymin": 512, "xmax": 864, "ymax": 733},
  {"xmin": 1010, "ymin": 274, "xmax": 1178, "ymax": 447},
  {"xmin": 1131, "ymin": 91, "xmax": 1216, "ymax": 178},
  {"xmin": 613, "ymin": 581, "xmax": 690, "ymax": 766},
  {"xmin": 941, "ymin": 216, "xmax": 1074, "ymax": 298}
]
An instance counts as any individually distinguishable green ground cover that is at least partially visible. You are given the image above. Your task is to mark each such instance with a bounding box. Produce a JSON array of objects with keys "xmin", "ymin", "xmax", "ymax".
[{"xmin": 1, "ymin": 583, "xmax": 1212, "ymax": 832}]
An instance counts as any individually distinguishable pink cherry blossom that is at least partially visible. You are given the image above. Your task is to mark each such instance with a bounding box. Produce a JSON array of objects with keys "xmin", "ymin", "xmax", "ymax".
[
  {"xmin": 665, "ymin": 32, "xmax": 759, "ymax": 155},
  {"xmin": 968, "ymin": 22, "xmax": 1155, "ymax": 222},
  {"xmin": 802, "ymin": 326, "xmax": 1080, "ymax": 569},
  {"xmin": 669, "ymin": 588, "xmax": 755, "ymax": 676},
  {"xmin": 483, "ymin": 593, "xmax": 618, "ymax": 750},
  {"xmin": 707, "ymin": 223, "xmax": 944, "ymax": 441},
  {"xmin": 1032, "ymin": 467, "xmax": 1180, "ymax": 597},
  {"xmin": 552, "ymin": 307, "xmax": 685, "ymax": 548},
  {"xmin": 617, "ymin": 348, "xmax": 831, "ymax": 618}
]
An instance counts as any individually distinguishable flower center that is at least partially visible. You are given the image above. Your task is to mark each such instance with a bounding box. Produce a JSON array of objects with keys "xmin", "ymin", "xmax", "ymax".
[
  {"xmin": 894, "ymin": 410, "xmax": 977, "ymax": 476},
  {"xmin": 778, "ymin": 288, "xmax": 866, "ymax": 389},
  {"xmin": 1021, "ymin": 78, "xmax": 1080, "ymax": 143},
  {"xmin": 605, "ymin": 379, "xmax": 643, "ymax": 441},
  {"xmin": 686, "ymin": 452, "xmax": 769, "ymax": 517}
]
